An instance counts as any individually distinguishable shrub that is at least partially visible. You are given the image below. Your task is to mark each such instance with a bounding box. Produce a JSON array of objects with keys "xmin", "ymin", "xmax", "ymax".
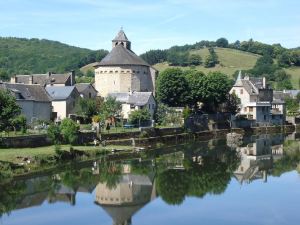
[
  {"xmin": 129, "ymin": 109, "xmax": 151, "ymax": 126},
  {"xmin": 60, "ymin": 118, "xmax": 80, "ymax": 145},
  {"xmin": 47, "ymin": 123, "xmax": 61, "ymax": 144}
]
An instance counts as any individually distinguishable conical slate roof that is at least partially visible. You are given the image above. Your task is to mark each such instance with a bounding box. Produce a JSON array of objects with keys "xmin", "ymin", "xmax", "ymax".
[
  {"xmin": 234, "ymin": 70, "xmax": 243, "ymax": 87},
  {"xmin": 113, "ymin": 29, "xmax": 129, "ymax": 41},
  {"xmin": 95, "ymin": 45, "xmax": 150, "ymax": 67}
]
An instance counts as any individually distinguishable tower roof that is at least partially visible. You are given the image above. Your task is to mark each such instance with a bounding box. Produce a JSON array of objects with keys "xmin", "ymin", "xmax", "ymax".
[
  {"xmin": 234, "ymin": 70, "xmax": 243, "ymax": 86},
  {"xmin": 95, "ymin": 44, "xmax": 150, "ymax": 67},
  {"xmin": 113, "ymin": 28, "xmax": 129, "ymax": 42}
]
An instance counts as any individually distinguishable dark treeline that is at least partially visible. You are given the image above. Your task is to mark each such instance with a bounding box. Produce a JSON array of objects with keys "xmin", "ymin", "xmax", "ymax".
[
  {"xmin": 140, "ymin": 37, "xmax": 300, "ymax": 67},
  {"xmin": 0, "ymin": 37, "xmax": 108, "ymax": 80}
]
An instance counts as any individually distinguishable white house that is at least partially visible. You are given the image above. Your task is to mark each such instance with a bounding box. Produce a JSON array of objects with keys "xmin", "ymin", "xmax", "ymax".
[
  {"xmin": 0, "ymin": 83, "xmax": 52, "ymax": 124},
  {"xmin": 230, "ymin": 72, "xmax": 285, "ymax": 126},
  {"xmin": 45, "ymin": 86, "xmax": 80, "ymax": 121},
  {"xmin": 108, "ymin": 91, "xmax": 156, "ymax": 120}
]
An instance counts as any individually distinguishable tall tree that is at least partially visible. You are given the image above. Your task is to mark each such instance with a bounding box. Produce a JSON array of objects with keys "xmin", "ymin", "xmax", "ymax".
[{"xmin": 156, "ymin": 68, "xmax": 191, "ymax": 107}]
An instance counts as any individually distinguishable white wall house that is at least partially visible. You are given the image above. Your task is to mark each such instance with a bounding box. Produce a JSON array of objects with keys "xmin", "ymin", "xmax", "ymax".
[
  {"xmin": 108, "ymin": 92, "xmax": 156, "ymax": 120},
  {"xmin": 230, "ymin": 72, "xmax": 285, "ymax": 126},
  {"xmin": 46, "ymin": 86, "xmax": 80, "ymax": 121}
]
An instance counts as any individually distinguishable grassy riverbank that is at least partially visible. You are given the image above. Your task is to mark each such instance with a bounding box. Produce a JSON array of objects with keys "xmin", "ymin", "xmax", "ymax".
[{"xmin": 0, "ymin": 144, "xmax": 133, "ymax": 164}]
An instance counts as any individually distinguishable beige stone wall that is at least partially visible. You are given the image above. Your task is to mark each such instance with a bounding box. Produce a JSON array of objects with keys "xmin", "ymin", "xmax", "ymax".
[{"xmin": 95, "ymin": 65, "xmax": 155, "ymax": 97}]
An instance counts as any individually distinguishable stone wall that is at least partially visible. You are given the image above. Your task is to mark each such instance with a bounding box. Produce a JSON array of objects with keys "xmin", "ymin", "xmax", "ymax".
[{"xmin": 0, "ymin": 135, "xmax": 51, "ymax": 148}]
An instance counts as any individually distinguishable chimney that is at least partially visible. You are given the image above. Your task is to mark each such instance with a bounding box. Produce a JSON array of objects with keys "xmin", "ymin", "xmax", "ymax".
[
  {"xmin": 70, "ymin": 70, "xmax": 75, "ymax": 86},
  {"xmin": 29, "ymin": 75, "xmax": 33, "ymax": 85},
  {"xmin": 263, "ymin": 77, "xmax": 266, "ymax": 89},
  {"xmin": 10, "ymin": 75, "xmax": 17, "ymax": 83}
]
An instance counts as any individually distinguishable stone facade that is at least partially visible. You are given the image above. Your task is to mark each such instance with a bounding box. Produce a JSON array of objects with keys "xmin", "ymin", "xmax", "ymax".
[{"xmin": 94, "ymin": 29, "xmax": 157, "ymax": 97}]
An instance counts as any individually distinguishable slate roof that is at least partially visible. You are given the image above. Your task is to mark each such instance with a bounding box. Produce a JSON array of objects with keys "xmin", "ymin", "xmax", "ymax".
[
  {"xmin": 283, "ymin": 90, "xmax": 300, "ymax": 98},
  {"xmin": 45, "ymin": 86, "xmax": 76, "ymax": 100},
  {"xmin": 14, "ymin": 73, "xmax": 71, "ymax": 86},
  {"xmin": 75, "ymin": 83, "xmax": 96, "ymax": 93},
  {"xmin": 113, "ymin": 29, "xmax": 129, "ymax": 41},
  {"xmin": 241, "ymin": 80, "xmax": 259, "ymax": 95},
  {"xmin": 108, "ymin": 92, "xmax": 153, "ymax": 106},
  {"xmin": 0, "ymin": 83, "xmax": 51, "ymax": 102},
  {"xmin": 95, "ymin": 44, "xmax": 150, "ymax": 67}
]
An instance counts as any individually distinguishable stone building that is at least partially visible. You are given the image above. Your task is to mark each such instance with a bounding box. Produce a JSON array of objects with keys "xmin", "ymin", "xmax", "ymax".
[{"xmin": 94, "ymin": 29, "xmax": 157, "ymax": 97}]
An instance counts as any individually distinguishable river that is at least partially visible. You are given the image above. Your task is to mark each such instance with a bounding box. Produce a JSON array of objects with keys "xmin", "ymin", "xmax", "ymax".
[{"xmin": 1, "ymin": 133, "xmax": 300, "ymax": 225}]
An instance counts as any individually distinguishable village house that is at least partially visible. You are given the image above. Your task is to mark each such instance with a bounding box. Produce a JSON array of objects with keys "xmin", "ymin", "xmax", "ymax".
[
  {"xmin": 45, "ymin": 86, "xmax": 80, "ymax": 121},
  {"xmin": 75, "ymin": 83, "xmax": 98, "ymax": 99},
  {"xmin": 94, "ymin": 29, "xmax": 158, "ymax": 97},
  {"xmin": 108, "ymin": 91, "xmax": 156, "ymax": 120},
  {"xmin": 0, "ymin": 82, "xmax": 51, "ymax": 123},
  {"xmin": 10, "ymin": 71, "xmax": 76, "ymax": 87},
  {"xmin": 230, "ymin": 72, "xmax": 286, "ymax": 126}
]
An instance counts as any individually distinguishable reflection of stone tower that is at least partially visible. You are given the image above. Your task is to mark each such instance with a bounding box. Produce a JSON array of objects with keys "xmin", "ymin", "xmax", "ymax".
[{"xmin": 95, "ymin": 174, "xmax": 156, "ymax": 225}]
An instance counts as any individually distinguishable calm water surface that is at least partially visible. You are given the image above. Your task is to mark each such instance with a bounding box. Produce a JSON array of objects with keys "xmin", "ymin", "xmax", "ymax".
[{"xmin": 1, "ymin": 133, "xmax": 300, "ymax": 225}]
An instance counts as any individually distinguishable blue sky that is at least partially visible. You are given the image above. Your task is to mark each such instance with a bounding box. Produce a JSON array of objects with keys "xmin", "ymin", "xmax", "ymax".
[{"xmin": 0, "ymin": 0, "xmax": 299, "ymax": 54}]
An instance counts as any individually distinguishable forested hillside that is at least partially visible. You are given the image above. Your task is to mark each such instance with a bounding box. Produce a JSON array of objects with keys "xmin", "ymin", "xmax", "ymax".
[{"xmin": 0, "ymin": 37, "xmax": 108, "ymax": 80}]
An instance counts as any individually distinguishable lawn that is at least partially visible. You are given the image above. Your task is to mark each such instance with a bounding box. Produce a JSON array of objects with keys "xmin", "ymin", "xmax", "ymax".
[{"xmin": 0, "ymin": 144, "xmax": 133, "ymax": 164}]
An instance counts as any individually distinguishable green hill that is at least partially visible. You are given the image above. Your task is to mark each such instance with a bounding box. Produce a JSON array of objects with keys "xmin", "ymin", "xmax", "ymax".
[
  {"xmin": 0, "ymin": 37, "xmax": 107, "ymax": 80},
  {"xmin": 154, "ymin": 47, "xmax": 260, "ymax": 78}
]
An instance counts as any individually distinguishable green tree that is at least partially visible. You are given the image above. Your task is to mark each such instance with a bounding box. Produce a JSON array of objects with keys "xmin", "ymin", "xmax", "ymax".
[
  {"xmin": 201, "ymin": 72, "xmax": 231, "ymax": 111},
  {"xmin": 60, "ymin": 118, "xmax": 80, "ymax": 145},
  {"xmin": 11, "ymin": 114, "xmax": 27, "ymax": 133},
  {"xmin": 129, "ymin": 108, "xmax": 151, "ymax": 126},
  {"xmin": 75, "ymin": 98, "xmax": 98, "ymax": 118},
  {"xmin": 86, "ymin": 69, "xmax": 94, "ymax": 77},
  {"xmin": 204, "ymin": 48, "xmax": 219, "ymax": 68},
  {"xmin": 222, "ymin": 93, "xmax": 241, "ymax": 114},
  {"xmin": 100, "ymin": 96, "xmax": 122, "ymax": 120},
  {"xmin": 156, "ymin": 68, "xmax": 191, "ymax": 107},
  {"xmin": 188, "ymin": 54, "xmax": 202, "ymax": 66},
  {"xmin": 216, "ymin": 38, "xmax": 229, "ymax": 48},
  {"xmin": 47, "ymin": 123, "xmax": 61, "ymax": 144},
  {"xmin": 285, "ymin": 96, "xmax": 299, "ymax": 114},
  {"xmin": 0, "ymin": 89, "xmax": 21, "ymax": 132},
  {"xmin": 184, "ymin": 70, "xmax": 205, "ymax": 108}
]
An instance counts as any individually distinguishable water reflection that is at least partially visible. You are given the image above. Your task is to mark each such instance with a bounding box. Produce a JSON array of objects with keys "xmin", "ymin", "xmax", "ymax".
[{"xmin": 1, "ymin": 134, "xmax": 300, "ymax": 224}]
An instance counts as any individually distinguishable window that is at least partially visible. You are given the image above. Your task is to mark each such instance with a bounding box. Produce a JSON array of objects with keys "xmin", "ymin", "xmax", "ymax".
[
  {"xmin": 264, "ymin": 115, "xmax": 267, "ymax": 120},
  {"xmin": 248, "ymin": 115, "xmax": 253, "ymax": 119},
  {"xmin": 249, "ymin": 107, "xmax": 253, "ymax": 112},
  {"xmin": 152, "ymin": 104, "xmax": 155, "ymax": 109},
  {"xmin": 89, "ymin": 93, "xmax": 91, "ymax": 98},
  {"xmin": 148, "ymin": 104, "xmax": 151, "ymax": 109},
  {"xmin": 240, "ymin": 89, "xmax": 243, "ymax": 94}
]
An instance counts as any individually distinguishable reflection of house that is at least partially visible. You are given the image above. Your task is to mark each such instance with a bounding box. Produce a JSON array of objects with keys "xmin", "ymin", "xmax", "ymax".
[
  {"xmin": 75, "ymin": 83, "xmax": 98, "ymax": 99},
  {"xmin": 234, "ymin": 135, "xmax": 283, "ymax": 184},
  {"xmin": 46, "ymin": 86, "xmax": 80, "ymax": 120},
  {"xmin": 95, "ymin": 174, "xmax": 156, "ymax": 225},
  {"xmin": 0, "ymin": 83, "xmax": 51, "ymax": 123},
  {"xmin": 108, "ymin": 92, "xmax": 156, "ymax": 120},
  {"xmin": 11, "ymin": 71, "xmax": 76, "ymax": 87}
]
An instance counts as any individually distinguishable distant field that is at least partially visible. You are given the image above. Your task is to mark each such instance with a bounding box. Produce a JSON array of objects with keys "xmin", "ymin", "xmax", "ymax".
[
  {"xmin": 154, "ymin": 47, "xmax": 260, "ymax": 78},
  {"xmin": 285, "ymin": 67, "xmax": 300, "ymax": 89}
]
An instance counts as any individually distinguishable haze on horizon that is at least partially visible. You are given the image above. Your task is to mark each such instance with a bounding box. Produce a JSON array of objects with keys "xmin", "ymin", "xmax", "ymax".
[{"xmin": 0, "ymin": 0, "xmax": 299, "ymax": 54}]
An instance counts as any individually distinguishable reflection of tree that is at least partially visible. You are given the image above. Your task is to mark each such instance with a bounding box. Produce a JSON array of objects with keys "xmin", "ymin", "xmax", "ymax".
[
  {"xmin": 60, "ymin": 167, "xmax": 98, "ymax": 190},
  {"xmin": 99, "ymin": 161, "xmax": 122, "ymax": 190},
  {"xmin": 156, "ymin": 150, "xmax": 239, "ymax": 205},
  {"xmin": 156, "ymin": 169, "xmax": 189, "ymax": 205},
  {"xmin": 0, "ymin": 181, "xmax": 26, "ymax": 217}
]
